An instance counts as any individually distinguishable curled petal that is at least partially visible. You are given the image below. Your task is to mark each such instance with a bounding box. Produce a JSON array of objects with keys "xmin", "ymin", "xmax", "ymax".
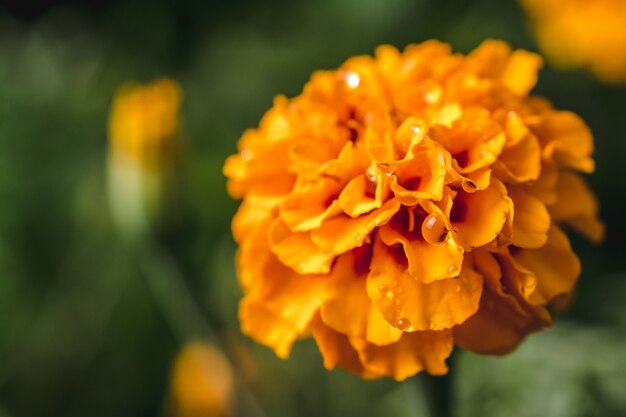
[
  {"xmin": 378, "ymin": 219, "xmax": 463, "ymax": 284},
  {"xmin": 549, "ymin": 172, "xmax": 604, "ymax": 242},
  {"xmin": 268, "ymin": 218, "xmax": 334, "ymax": 274},
  {"xmin": 311, "ymin": 316, "xmax": 381, "ymax": 379},
  {"xmin": 429, "ymin": 110, "xmax": 506, "ymax": 175},
  {"xmin": 453, "ymin": 285, "xmax": 548, "ymax": 355},
  {"xmin": 492, "ymin": 133, "xmax": 542, "ymax": 183},
  {"xmin": 508, "ymin": 186, "xmax": 551, "ymax": 249},
  {"xmin": 224, "ymin": 134, "xmax": 295, "ymax": 199},
  {"xmin": 232, "ymin": 197, "xmax": 273, "ymax": 243},
  {"xmin": 367, "ymin": 237, "xmax": 482, "ymax": 331},
  {"xmin": 451, "ymin": 183, "xmax": 510, "ymax": 249},
  {"xmin": 312, "ymin": 198, "xmax": 401, "ymax": 255},
  {"xmin": 512, "ymin": 225, "xmax": 581, "ymax": 305},
  {"xmin": 532, "ymin": 110, "xmax": 594, "ymax": 173},
  {"xmin": 390, "ymin": 141, "xmax": 449, "ymax": 204},
  {"xmin": 338, "ymin": 172, "xmax": 386, "ymax": 218},
  {"xmin": 320, "ymin": 251, "xmax": 403, "ymax": 346},
  {"xmin": 239, "ymin": 299, "xmax": 300, "ymax": 359},
  {"xmin": 350, "ymin": 330, "xmax": 453, "ymax": 381},
  {"xmin": 279, "ymin": 178, "xmax": 343, "ymax": 231},
  {"xmin": 239, "ymin": 254, "xmax": 328, "ymax": 357},
  {"xmin": 500, "ymin": 49, "xmax": 543, "ymax": 96}
]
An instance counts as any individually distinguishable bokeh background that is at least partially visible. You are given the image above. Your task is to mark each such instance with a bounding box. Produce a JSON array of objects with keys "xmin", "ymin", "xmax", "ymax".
[{"xmin": 1, "ymin": 0, "xmax": 625, "ymax": 416}]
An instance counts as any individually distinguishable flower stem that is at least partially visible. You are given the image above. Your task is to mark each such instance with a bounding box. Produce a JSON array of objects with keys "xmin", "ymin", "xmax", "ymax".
[{"xmin": 422, "ymin": 351, "xmax": 456, "ymax": 417}]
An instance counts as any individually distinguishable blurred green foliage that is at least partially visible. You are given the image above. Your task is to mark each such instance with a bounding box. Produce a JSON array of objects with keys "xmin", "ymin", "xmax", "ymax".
[{"xmin": 0, "ymin": 0, "xmax": 625, "ymax": 416}]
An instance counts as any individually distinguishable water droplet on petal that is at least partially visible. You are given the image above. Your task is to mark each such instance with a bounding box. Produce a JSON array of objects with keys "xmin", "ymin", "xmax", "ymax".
[
  {"xmin": 378, "ymin": 284, "xmax": 388, "ymax": 294},
  {"xmin": 345, "ymin": 72, "xmax": 361, "ymax": 89},
  {"xmin": 410, "ymin": 124, "xmax": 422, "ymax": 136},
  {"xmin": 423, "ymin": 214, "xmax": 449, "ymax": 245},
  {"xmin": 454, "ymin": 284, "xmax": 461, "ymax": 293},
  {"xmin": 448, "ymin": 265, "xmax": 459, "ymax": 276},
  {"xmin": 396, "ymin": 318, "xmax": 411, "ymax": 331}
]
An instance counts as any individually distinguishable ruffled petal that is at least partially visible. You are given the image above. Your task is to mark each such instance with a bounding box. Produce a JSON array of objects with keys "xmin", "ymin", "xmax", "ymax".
[
  {"xmin": 453, "ymin": 285, "xmax": 547, "ymax": 355},
  {"xmin": 239, "ymin": 253, "xmax": 328, "ymax": 357},
  {"xmin": 367, "ymin": 237, "xmax": 482, "ymax": 331},
  {"xmin": 512, "ymin": 225, "xmax": 581, "ymax": 305},
  {"xmin": 311, "ymin": 198, "xmax": 401, "ymax": 255},
  {"xmin": 377, "ymin": 216, "xmax": 463, "ymax": 283},
  {"xmin": 350, "ymin": 330, "xmax": 453, "ymax": 381},
  {"xmin": 492, "ymin": 134, "xmax": 542, "ymax": 183},
  {"xmin": 268, "ymin": 218, "xmax": 334, "ymax": 274},
  {"xmin": 549, "ymin": 172, "xmax": 604, "ymax": 242},
  {"xmin": 320, "ymin": 251, "xmax": 403, "ymax": 346},
  {"xmin": 532, "ymin": 110, "xmax": 594, "ymax": 173},
  {"xmin": 279, "ymin": 177, "xmax": 343, "ymax": 232},
  {"xmin": 500, "ymin": 49, "xmax": 543, "ymax": 96},
  {"xmin": 451, "ymin": 183, "xmax": 510, "ymax": 249},
  {"xmin": 311, "ymin": 316, "xmax": 381, "ymax": 379},
  {"xmin": 508, "ymin": 186, "xmax": 551, "ymax": 249}
]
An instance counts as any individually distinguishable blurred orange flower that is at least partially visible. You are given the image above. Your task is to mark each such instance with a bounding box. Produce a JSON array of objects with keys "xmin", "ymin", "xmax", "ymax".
[
  {"xmin": 224, "ymin": 40, "xmax": 603, "ymax": 380},
  {"xmin": 107, "ymin": 78, "xmax": 182, "ymax": 237},
  {"xmin": 168, "ymin": 342, "xmax": 235, "ymax": 417},
  {"xmin": 521, "ymin": 0, "xmax": 626, "ymax": 84}
]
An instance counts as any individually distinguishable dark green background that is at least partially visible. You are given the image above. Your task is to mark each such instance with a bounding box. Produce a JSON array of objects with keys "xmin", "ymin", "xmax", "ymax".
[{"xmin": 0, "ymin": 1, "xmax": 625, "ymax": 416}]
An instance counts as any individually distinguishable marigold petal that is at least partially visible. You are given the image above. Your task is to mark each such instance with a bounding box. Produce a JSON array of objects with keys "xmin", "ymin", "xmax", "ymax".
[
  {"xmin": 367, "ymin": 238, "xmax": 482, "ymax": 331},
  {"xmin": 350, "ymin": 330, "xmax": 453, "ymax": 380},
  {"xmin": 320, "ymin": 252, "xmax": 403, "ymax": 346},
  {"xmin": 451, "ymin": 184, "xmax": 510, "ymax": 249},
  {"xmin": 239, "ymin": 254, "xmax": 328, "ymax": 357},
  {"xmin": 378, "ymin": 221, "xmax": 463, "ymax": 284},
  {"xmin": 268, "ymin": 218, "xmax": 334, "ymax": 274},
  {"xmin": 512, "ymin": 225, "xmax": 581, "ymax": 305},
  {"xmin": 338, "ymin": 174, "xmax": 382, "ymax": 217},
  {"xmin": 311, "ymin": 316, "xmax": 381, "ymax": 379},
  {"xmin": 508, "ymin": 187, "xmax": 551, "ymax": 249},
  {"xmin": 549, "ymin": 172, "xmax": 605, "ymax": 242},
  {"xmin": 311, "ymin": 198, "xmax": 401, "ymax": 255},
  {"xmin": 500, "ymin": 49, "xmax": 543, "ymax": 96},
  {"xmin": 492, "ymin": 133, "xmax": 542, "ymax": 183},
  {"xmin": 533, "ymin": 110, "xmax": 594, "ymax": 173},
  {"xmin": 279, "ymin": 178, "xmax": 343, "ymax": 232},
  {"xmin": 239, "ymin": 298, "xmax": 300, "ymax": 359},
  {"xmin": 453, "ymin": 285, "xmax": 547, "ymax": 355}
]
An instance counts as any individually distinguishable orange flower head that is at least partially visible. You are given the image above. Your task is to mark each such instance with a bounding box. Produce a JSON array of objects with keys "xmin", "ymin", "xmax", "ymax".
[
  {"xmin": 168, "ymin": 342, "xmax": 235, "ymax": 417},
  {"xmin": 224, "ymin": 40, "xmax": 603, "ymax": 380},
  {"xmin": 521, "ymin": 0, "xmax": 626, "ymax": 84},
  {"xmin": 107, "ymin": 78, "xmax": 182, "ymax": 238}
]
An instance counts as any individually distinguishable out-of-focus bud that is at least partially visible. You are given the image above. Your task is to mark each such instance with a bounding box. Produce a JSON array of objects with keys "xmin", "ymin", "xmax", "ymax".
[
  {"xmin": 107, "ymin": 78, "xmax": 182, "ymax": 239},
  {"xmin": 168, "ymin": 341, "xmax": 236, "ymax": 417}
]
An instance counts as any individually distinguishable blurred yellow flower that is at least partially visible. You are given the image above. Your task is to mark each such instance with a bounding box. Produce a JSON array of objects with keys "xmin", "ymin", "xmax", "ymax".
[
  {"xmin": 168, "ymin": 342, "xmax": 235, "ymax": 417},
  {"xmin": 521, "ymin": 0, "xmax": 626, "ymax": 84},
  {"xmin": 107, "ymin": 78, "xmax": 182, "ymax": 237},
  {"xmin": 224, "ymin": 40, "xmax": 603, "ymax": 380}
]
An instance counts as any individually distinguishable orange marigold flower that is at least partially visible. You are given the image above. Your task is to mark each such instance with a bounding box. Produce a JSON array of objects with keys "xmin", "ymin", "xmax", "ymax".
[
  {"xmin": 168, "ymin": 342, "xmax": 235, "ymax": 417},
  {"xmin": 224, "ymin": 40, "xmax": 603, "ymax": 380},
  {"xmin": 521, "ymin": 0, "xmax": 626, "ymax": 84}
]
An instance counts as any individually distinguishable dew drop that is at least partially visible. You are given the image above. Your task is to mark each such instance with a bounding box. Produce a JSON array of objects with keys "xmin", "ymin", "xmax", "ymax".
[
  {"xmin": 240, "ymin": 149, "xmax": 253, "ymax": 160},
  {"xmin": 454, "ymin": 284, "xmax": 461, "ymax": 293},
  {"xmin": 448, "ymin": 265, "xmax": 459, "ymax": 276},
  {"xmin": 410, "ymin": 124, "xmax": 423, "ymax": 136},
  {"xmin": 345, "ymin": 72, "xmax": 361, "ymax": 89},
  {"xmin": 396, "ymin": 318, "xmax": 411, "ymax": 331},
  {"xmin": 422, "ymin": 214, "xmax": 448, "ymax": 245},
  {"xmin": 378, "ymin": 284, "xmax": 389, "ymax": 294}
]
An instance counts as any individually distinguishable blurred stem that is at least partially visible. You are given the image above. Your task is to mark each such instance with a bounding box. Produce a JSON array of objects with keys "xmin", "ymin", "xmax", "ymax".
[
  {"xmin": 135, "ymin": 236, "xmax": 268, "ymax": 417},
  {"xmin": 422, "ymin": 351, "xmax": 456, "ymax": 417}
]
